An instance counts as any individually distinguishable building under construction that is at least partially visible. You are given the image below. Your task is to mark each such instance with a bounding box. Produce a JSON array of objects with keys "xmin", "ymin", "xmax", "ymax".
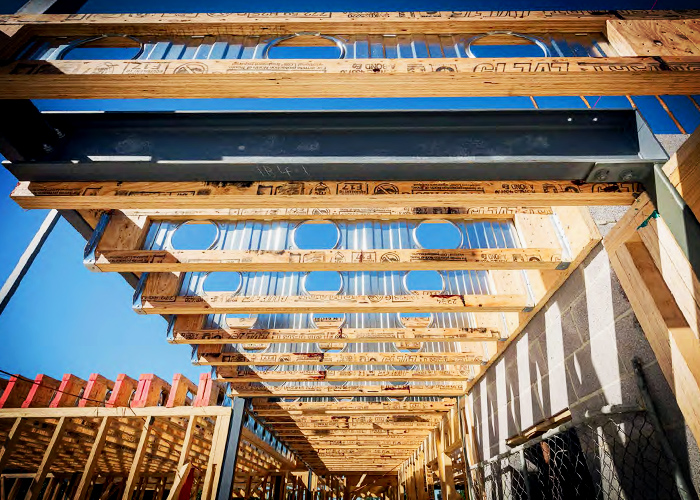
[{"xmin": 1, "ymin": 2, "xmax": 700, "ymax": 500}]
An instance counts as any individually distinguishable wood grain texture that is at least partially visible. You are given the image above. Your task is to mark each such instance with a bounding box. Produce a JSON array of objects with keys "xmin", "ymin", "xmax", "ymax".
[
  {"xmin": 93, "ymin": 247, "xmax": 565, "ymax": 272},
  {"xmin": 138, "ymin": 291, "xmax": 529, "ymax": 315},
  {"xmin": 170, "ymin": 324, "xmax": 502, "ymax": 345},
  {"xmin": 102, "ymin": 206, "xmax": 554, "ymax": 222},
  {"xmin": 12, "ymin": 180, "xmax": 641, "ymax": 209},
  {"xmin": 606, "ymin": 19, "xmax": 700, "ymax": 56},
  {"xmin": 196, "ymin": 351, "xmax": 485, "ymax": 366},
  {"xmin": 2, "ymin": 57, "xmax": 699, "ymax": 98},
  {"xmin": 227, "ymin": 382, "xmax": 466, "ymax": 397},
  {"xmin": 0, "ymin": 11, "xmax": 617, "ymax": 36}
]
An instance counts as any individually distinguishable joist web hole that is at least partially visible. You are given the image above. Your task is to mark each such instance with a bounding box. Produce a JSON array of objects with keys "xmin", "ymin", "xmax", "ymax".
[
  {"xmin": 202, "ymin": 272, "xmax": 242, "ymax": 294},
  {"xmin": 398, "ymin": 312, "xmax": 431, "ymax": 353},
  {"xmin": 404, "ymin": 270, "xmax": 443, "ymax": 293},
  {"xmin": 465, "ymin": 31, "xmax": 550, "ymax": 58},
  {"xmin": 264, "ymin": 34, "xmax": 346, "ymax": 60},
  {"xmin": 58, "ymin": 34, "xmax": 144, "ymax": 60},
  {"xmin": 294, "ymin": 220, "xmax": 339, "ymax": 249},
  {"xmin": 170, "ymin": 220, "xmax": 219, "ymax": 250},
  {"xmin": 304, "ymin": 271, "xmax": 343, "ymax": 294},
  {"xmin": 414, "ymin": 220, "xmax": 462, "ymax": 249}
]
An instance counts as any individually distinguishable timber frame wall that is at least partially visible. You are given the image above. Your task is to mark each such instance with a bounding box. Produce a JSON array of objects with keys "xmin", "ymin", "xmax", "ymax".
[
  {"xmin": 1, "ymin": 8, "xmax": 700, "ymax": 499},
  {"xmin": 0, "ymin": 372, "xmax": 304, "ymax": 500}
]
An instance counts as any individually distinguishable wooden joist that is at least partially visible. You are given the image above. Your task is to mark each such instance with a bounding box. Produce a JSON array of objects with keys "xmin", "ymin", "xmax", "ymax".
[
  {"xmin": 110, "ymin": 206, "xmax": 555, "ymax": 222},
  {"xmin": 251, "ymin": 400, "xmax": 454, "ymax": 413},
  {"xmin": 138, "ymin": 291, "xmax": 530, "ymax": 315},
  {"xmin": 0, "ymin": 11, "xmax": 627, "ymax": 36},
  {"xmin": 196, "ymin": 351, "xmax": 485, "ymax": 367},
  {"xmin": 170, "ymin": 325, "xmax": 503, "ymax": 345},
  {"xmin": 11, "ymin": 181, "xmax": 641, "ymax": 210},
  {"xmin": 92, "ymin": 247, "xmax": 565, "ymax": 272},
  {"xmin": 218, "ymin": 367, "xmax": 471, "ymax": 382},
  {"xmin": 260, "ymin": 416, "xmax": 442, "ymax": 426},
  {"xmin": 227, "ymin": 382, "xmax": 467, "ymax": 397},
  {"xmin": 1, "ymin": 57, "xmax": 700, "ymax": 99},
  {"xmin": 272, "ymin": 429, "xmax": 431, "ymax": 436}
]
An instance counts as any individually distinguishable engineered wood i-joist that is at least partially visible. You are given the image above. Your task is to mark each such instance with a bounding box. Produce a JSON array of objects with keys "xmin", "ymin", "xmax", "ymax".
[
  {"xmin": 137, "ymin": 291, "xmax": 529, "ymax": 315},
  {"xmin": 250, "ymin": 401, "xmax": 454, "ymax": 413},
  {"xmin": 218, "ymin": 367, "xmax": 472, "ymax": 382},
  {"xmin": 109, "ymin": 207, "xmax": 554, "ymax": 222},
  {"xmin": 0, "ymin": 11, "xmax": 625, "ymax": 36},
  {"xmin": 196, "ymin": 351, "xmax": 485, "ymax": 367},
  {"xmin": 1, "ymin": 57, "xmax": 700, "ymax": 99},
  {"xmin": 92, "ymin": 248, "xmax": 566, "ymax": 273},
  {"xmin": 170, "ymin": 322, "xmax": 503, "ymax": 345},
  {"xmin": 11, "ymin": 181, "xmax": 641, "ymax": 210},
  {"xmin": 227, "ymin": 382, "xmax": 467, "ymax": 397}
]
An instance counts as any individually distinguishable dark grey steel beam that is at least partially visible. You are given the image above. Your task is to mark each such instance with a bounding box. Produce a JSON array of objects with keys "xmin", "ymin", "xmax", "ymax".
[
  {"xmin": 216, "ymin": 397, "xmax": 249, "ymax": 500},
  {"xmin": 4, "ymin": 109, "xmax": 667, "ymax": 183}
]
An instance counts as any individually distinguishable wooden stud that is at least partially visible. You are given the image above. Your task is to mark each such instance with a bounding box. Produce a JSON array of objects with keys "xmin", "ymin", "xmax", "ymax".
[
  {"xmin": 73, "ymin": 417, "xmax": 113, "ymax": 500},
  {"xmin": 165, "ymin": 464, "xmax": 192, "ymax": 500},
  {"xmin": 434, "ymin": 423, "xmax": 457, "ymax": 500},
  {"xmin": 201, "ymin": 413, "xmax": 230, "ymax": 500},
  {"xmin": 177, "ymin": 416, "xmax": 198, "ymax": 469},
  {"xmin": 24, "ymin": 416, "xmax": 68, "ymax": 500},
  {"xmin": 0, "ymin": 417, "xmax": 23, "ymax": 471},
  {"xmin": 121, "ymin": 415, "xmax": 154, "ymax": 500}
]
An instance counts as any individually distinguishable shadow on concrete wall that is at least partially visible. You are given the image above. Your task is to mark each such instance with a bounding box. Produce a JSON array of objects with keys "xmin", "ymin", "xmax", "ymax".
[{"xmin": 469, "ymin": 243, "xmax": 700, "ymax": 495}]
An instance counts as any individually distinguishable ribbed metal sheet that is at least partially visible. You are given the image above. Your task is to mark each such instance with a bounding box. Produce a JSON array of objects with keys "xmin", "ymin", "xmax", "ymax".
[
  {"xmin": 151, "ymin": 218, "xmax": 523, "ymax": 401},
  {"xmin": 23, "ymin": 33, "xmax": 607, "ymax": 61}
]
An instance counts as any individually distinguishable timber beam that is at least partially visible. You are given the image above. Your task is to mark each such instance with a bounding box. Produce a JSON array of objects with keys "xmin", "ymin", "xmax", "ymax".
[
  {"xmin": 90, "ymin": 247, "xmax": 566, "ymax": 273},
  {"xmin": 12, "ymin": 180, "xmax": 643, "ymax": 210},
  {"xmin": 135, "ymin": 290, "xmax": 530, "ymax": 315},
  {"xmin": 1, "ymin": 57, "xmax": 700, "ymax": 99},
  {"xmin": 196, "ymin": 351, "xmax": 486, "ymax": 367},
  {"xmin": 227, "ymin": 383, "xmax": 467, "ymax": 397},
  {"xmin": 170, "ymin": 324, "xmax": 503, "ymax": 345}
]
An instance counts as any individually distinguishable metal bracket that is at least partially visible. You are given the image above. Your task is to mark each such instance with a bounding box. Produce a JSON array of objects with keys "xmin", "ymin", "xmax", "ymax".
[
  {"xmin": 585, "ymin": 162, "xmax": 653, "ymax": 183},
  {"xmin": 132, "ymin": 272, "xmax": 148, "ymax": 314},
  {"xmin": 83, "ymin": 211, "xmax": 111, "ymax": 272}
]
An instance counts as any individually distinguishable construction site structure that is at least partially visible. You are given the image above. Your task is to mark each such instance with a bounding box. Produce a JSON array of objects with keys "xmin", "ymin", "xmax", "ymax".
[{"xmin": 1, "ymin": 4, "xmax": 700, "ymax": 500}]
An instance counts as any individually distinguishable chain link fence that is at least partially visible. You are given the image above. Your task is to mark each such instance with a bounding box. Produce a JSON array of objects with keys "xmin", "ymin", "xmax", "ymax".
[{"xmin": 468, "ymin": 408, "xmax": 694, "ymax": 500}]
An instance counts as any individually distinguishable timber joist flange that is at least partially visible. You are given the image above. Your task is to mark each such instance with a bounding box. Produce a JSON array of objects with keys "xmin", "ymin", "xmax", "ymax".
[{"xmin": 0, "ymin": 11, "xmax": 700, "ymax": 99}]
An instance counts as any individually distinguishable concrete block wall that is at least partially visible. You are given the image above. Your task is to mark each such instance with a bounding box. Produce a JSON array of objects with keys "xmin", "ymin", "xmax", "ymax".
[{"xmin": 467, "ymin": 222, "xmax": 700, "ymax": 493}]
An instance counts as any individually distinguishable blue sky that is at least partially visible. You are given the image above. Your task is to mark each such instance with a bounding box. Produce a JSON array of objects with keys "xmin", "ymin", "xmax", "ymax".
[{"xmin": 1, "ymin": 0, "xmax": 700, "ymax": 386}]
